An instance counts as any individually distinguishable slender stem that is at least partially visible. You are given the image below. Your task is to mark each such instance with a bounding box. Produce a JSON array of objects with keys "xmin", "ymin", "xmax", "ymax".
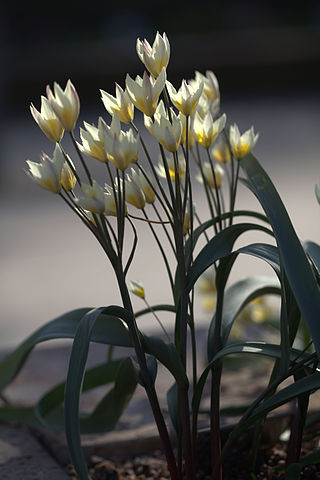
[
  {"xmin": 142, "ymin": 208, "xmax": 175, "ymax": 298},
  {"xmin": 144, "ymin": 298, "xmax": 170, "ymax": 342},
  {"xmin": 206, "ymin": 148, "xmax": 222, "ymax": 231},
  {"xmin": 131, "ymin": 122, "xmax": 173, "ymax": 215},
  {"xmin": 124, "ymin": 216, "xmax": 138, "ymax": 277},
  {"xmin": 136, "ymin": 163, "xmax": 172, "ymax": 219},
  {"xmin": 115, "ymin": 266, "xmax": 179, "ymax": 480},
  {"xmin": 194, "ymin": 144, "xmax": 218, "ymax": 235},
  {"xmin": 152, "ymin": 203, "xmax": 176, "ymax": 255},
  {"xmin": 59, "ymin": 142, "xmax": 82, "ymax": 185},
  {"xmin": 229, "ymin": 159, "xmax": 240, "ymax": 226},
  {"xmin": 159, "ymin": 144, "xmax": 176, "ymax": 210},
  {"xmin": 70, "ymin": 132, "xmax": 93, "ymax": 185},
  {"xmin": 210, "ymin": 289, "xmax": 224, "ymax": 480}
]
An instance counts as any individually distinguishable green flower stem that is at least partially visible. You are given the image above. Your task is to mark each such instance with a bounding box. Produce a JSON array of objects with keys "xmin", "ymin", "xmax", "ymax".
[
  {"xmin": 163, "ymin": 86, "xmax": 173, "ymax": 124},
  {"xmin": 131, "ymin": 122, "xmax": 173, "ymax": 215},
  {"xmin": 182, "ymin": 115, "xmax": 190, "ymax": 218},
  {"xmin": 136, "ymin": 163, "xmax": 171, "ymax": 220},
  {"xmin": 173, "ymin": 226, "xmax": 195, "ymax": 480},
  {"xmin": 124, "ymin": 216, "xmax": 138, "ymax": 277},
  {"xmin": 172, "ymin": 150, "xmax": 182, "ymax": 214},
  {"xmin": 70, "ymin": 132, "xmax": 93, "ymax": 185},
  {"xmin": 105, "ymin": 162, "xmax": 119, "ymax": 216},
  {"xmin": 143, "ymin": 297, "xmax": 170, "ymax": 342},
  {"xmin": 159, "ymin": 144, "xmax": 176, "ymax": 211},
  {"xmin": 194, "ymin": 145, "xmax": 218, "ymax": 236},
  {"xmin": 59, "ymin": 142, "xmax": 82, "ymax": 186},
  {"xmin": 229, "ymin": 159, "xmax": 241, "ymax": 226},
  {"xmin": 152, "ymin": 203, "xmax": 176, "ymax": 255},
  {"xmin": 115, "ymin": 266, "xmax": 179, "ymax": 480},
  {"xmin": 142, "ymin": 208, "xmax": 175, "ymax": 298},
  {"xmin": 210, "ymin": 289, "xmax": 224, "ymax": 480},
  {"xmin": 59, "ymin": 192, "xmax": 117, "ymax": 268},
  {"xmin": 206, "ymin": 148, "xmax": 222, "ymax": 231}
]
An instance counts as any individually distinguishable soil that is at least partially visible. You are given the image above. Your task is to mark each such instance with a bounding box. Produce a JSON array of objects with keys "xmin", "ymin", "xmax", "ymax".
[{"xmin": 64, "ymin": 435, "xmax": 320, "ymax": 480}]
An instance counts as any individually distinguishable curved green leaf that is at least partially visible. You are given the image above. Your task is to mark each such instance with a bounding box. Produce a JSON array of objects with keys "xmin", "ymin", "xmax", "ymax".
[
  {"xmin": 207, "ymin": 276, "xmax": 280, "ymax": 360},
  {"xmin": 193, "ymin": 342, "xmax": 313, "ymax": 418},
  {"xmin": 64, "ymin": 306, "xmax": 137, "ymax": 480},
  {"xmin": 140, "ymin": 334, "xmax": 188, "ymax": 388},
  {"xmin": 304, "ymin": 241, "xmax": 320, "ymax": 279},
  {"xmin": 134, "ymin": 304, "xmax": 176, "ymax": 318},
  {"xmin": 35, "ymin": 360, "xmax": 123, "ymax": 431},
  {"xmin": 241, "ymin": 153, "xmax": 320, "ymax": 358},
  {"xmin": 0, "ymin": 308, "xmax": 131, "ymax": 393},
  {"xmin": 187, "ymin": 223, "xmax": 273, "ymax": 293},
  {"xmin": 228, "ymin": 372, "xmax": 320, "ymax": 444},
  {"xmin": 187, "ymin": 210, "xmax": 270, "ymax": 256}
]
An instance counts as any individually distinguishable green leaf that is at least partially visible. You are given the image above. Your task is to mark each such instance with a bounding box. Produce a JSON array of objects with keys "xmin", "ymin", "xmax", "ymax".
[
  {"xmin": 187, "ymin": 210, "xmax": 270, "ymax": 256},
  {"xmin": 0, "ymin": 406, "xmax": 44, "ymax": 429},
  {"xmin": 167, "ymin": 382, "xmax": 179, "ymax": 433},
  {"xmin": 300, "ymin": 449, "xmax": 320, "ymax": 467},
  {"xmin": 241, "ymin": 153, "xmax": 320, "ymax": 358},
  {"xmin": 187, "ymin": 223, "xmax": 273, "ymax": 293},
  {"xmin": 140, "ymin": 334, "xmax": 188, "ymax": 388},
  {"xmin": 305, "ymin": 241, "xmax": 320, "ymax": 279},
  {"xmin": 64, "ymin": 307, "xmax": 136, "ymax": 480},
  {"xmin": 228, "ymin": 372, "xmax": 320, "ymax": 444},
  {"xmin": 131, "ymin": 355, "xmax": 158, "ymax": 387},
  {"xmin": 207, "ymin": 276, "xmax": 280, "ymax": 360},
  {"xmin": 134, "ymin": 304, "xmax": 176, "ymax": 318},
  {"xmin": 35, "ymin": 360, "xmax": 123, "ymax": 431},
  {"xmin": 284, "ymin": 463, "xmax": 301, "ymax": 479},
  {"xmin": 81, "ymin": 357, "xmax": 137, "ymax": 434},
  {"xmin": 0, "ymin": 308, "xmax": 131, "ymax": 394},
  {"xmin": 193, "ymin": 342, "xmax": 311, "ymax": 419}
]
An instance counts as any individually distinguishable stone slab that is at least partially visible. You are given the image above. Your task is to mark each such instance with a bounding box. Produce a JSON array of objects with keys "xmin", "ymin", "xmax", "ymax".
[{"xmin": 0, "ymin": 424, "xmax": 69, "ymax": 479}]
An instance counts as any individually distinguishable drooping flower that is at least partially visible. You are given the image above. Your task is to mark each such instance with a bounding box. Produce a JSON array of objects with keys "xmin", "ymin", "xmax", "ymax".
[
  {"xmin": 131, "ymin": 168, "xmax": 156, "ymax": 204},
  {"xmin": 229, "ymin": 124, "xmax": 259, "ymax": 159},
  {"xmin": 129, "ymin": 280, "xmax": 145, "ymax": 299},
  {"xmin": 46, "ymin": 80, "xmax": 80, "ymax": 132},
  {"xmin": 136, "ymin": 31, "xmax": 170, "ymax": 78},
  {"xmin": 30, "ymin": 96, "xmax": 64, "ymax": 142},
  {"xmin": 166, "ymin": 79, "xmax": 203, "ymax": 116},
  {"xmin": 196, "ymin": 162, "xmax": 224, "ymax": 189},
  {"xmin": 125, "ymin": 174, "xmax": 146, "ymax": 209},
  {"xmin": 193, "ymin": 112, "xmax": 226, "ymax": 149},
  {"xmin": 126, "ymin": 68, "xmax": 166, "ymax": 117},
  {"xmin": 100, "ymin": 84, "xmax": 134, "ymax": 123},
  {"xmin": 76, "ymin": 180, "xmax": 106, "ymax": 214},
  {"xmin": 26, "ymin": 144, "xmax": 64, "ymax": 194}
]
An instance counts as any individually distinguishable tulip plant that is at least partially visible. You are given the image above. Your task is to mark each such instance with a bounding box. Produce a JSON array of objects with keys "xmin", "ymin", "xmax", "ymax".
[{"xmin": 1, "ymin": 32, "xmax": 320, "ymax": 480}]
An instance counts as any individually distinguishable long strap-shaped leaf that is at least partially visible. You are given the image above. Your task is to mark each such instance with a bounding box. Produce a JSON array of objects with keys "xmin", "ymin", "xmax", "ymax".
[
  {"xmin": 0, "ymin": 308, "xmax": 132, "ymax": 393},
  {"xmin": 64, "ymin": 306, "xmax": 137, "ymax": 480},
  {"xmin": 186, "ymin": 223, "xmax": 273, "ymax": 293},
  {"xmin": 241, "ymin": 154, "xmax": 320, "ymax": 358}
]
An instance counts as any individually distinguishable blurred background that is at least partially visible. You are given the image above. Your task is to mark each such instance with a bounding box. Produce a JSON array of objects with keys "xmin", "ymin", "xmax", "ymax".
[{"xmin": 1, "ymin": 1, "xmax": 320, "ymax": 348}]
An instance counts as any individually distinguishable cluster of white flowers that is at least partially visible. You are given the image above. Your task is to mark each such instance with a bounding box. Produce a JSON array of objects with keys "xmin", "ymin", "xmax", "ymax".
[{"xmin": 27, "ymin": 31, "xmax": 259, "ymax": 227}]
